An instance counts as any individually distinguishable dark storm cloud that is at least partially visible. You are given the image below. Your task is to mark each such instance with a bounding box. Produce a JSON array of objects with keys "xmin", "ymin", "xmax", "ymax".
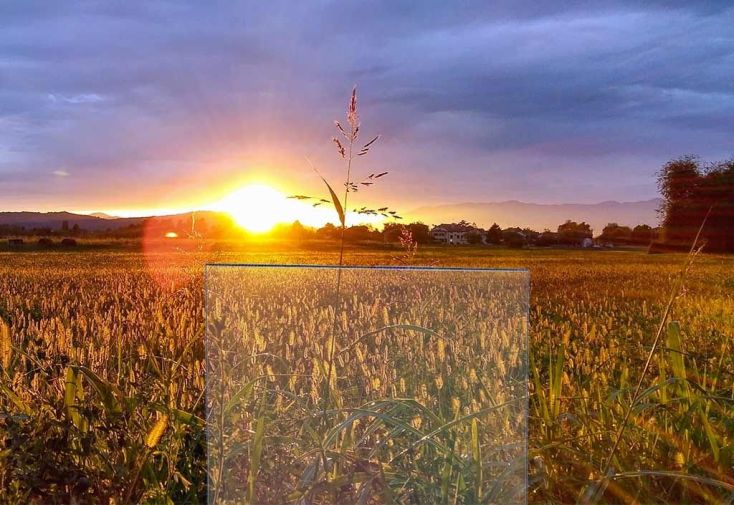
[{"xmin": 0, "ymin": 1, "xmax": 732, "ymax": 208}]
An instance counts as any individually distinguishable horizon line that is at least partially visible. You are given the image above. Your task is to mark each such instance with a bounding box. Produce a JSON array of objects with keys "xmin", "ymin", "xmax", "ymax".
[{"xmin": 0, "ymin": 197, "xmax": 662, "ymax": 219}]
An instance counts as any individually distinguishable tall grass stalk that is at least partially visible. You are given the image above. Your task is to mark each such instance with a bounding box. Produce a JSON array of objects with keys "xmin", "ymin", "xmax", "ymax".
[
  {"xmin": 324, "ymin": 87, "xmax": 358, "ymax": 413},
  {"xmin": 302, "ymin": 86, "xmax": 391, "ymax": 413},
  {"xmin": 297, "ymin": 87, "xmax": 394, "ymax": 500}
]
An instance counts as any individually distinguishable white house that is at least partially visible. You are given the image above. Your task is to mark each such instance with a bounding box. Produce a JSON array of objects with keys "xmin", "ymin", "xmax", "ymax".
[{"xmin": 430, "ymin": 223, "xmax": 484, "ymax": 245}]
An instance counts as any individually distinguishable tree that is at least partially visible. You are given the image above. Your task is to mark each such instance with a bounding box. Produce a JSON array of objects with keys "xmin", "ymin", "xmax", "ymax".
[
  {"xmin": 658, "ymin": 156, "xmax": 705, "ymax": 248},
  {"xmin": 536, "ymin": 231, "xmax": 558, "ymax": 247},
  {"xmin": 521, "ymin": 228, "xmax": 540, "ymax": 244},
  {"xmin": 381, "ymin": 222, "xmax": 428, "ymax": 243},
  {"xmin": 407, "ymin": 222, "xmax": 430, "ymax": 244},
  {"xmin": 316, "ymin": 223, "xmax": 338, "ymax": 239},
  {"xmin": 700, "ymin": 160, "xmax": 734, "ymax": 252},
  {"xmin": 382, "ymin": 223, "xmax": 403, "ymax": 242},
  {"xmin": 502, "ymin": 228, "xmax": 525, "ymax": 248},
  {"xmin": 289, "ymin": 220, "xmax": 315, "ymax": 239},
  {"xmin": 344, "ymin": 225, "xmax": 378, "ymax": 242},
  {"xmin": 465, "ymin": 231, "xmax": 483, "ymax": 245},
  {"xmin": 485, "ymin": 223, "xmax": 502, "ymax": 244},
  {"xmin": 599, "ymin": 223, "xmax": 632, "ymax": 244},
  {"xmin": 631, "ymin": 224, "xmax": 654, "ymax": 245},
  {"xmin": 557, "ymin": 220, "xmax": 592, "ymax": 245},
  {"xmin": 658, "ymin": 156, "xmax": 734, "ymax": 252}
]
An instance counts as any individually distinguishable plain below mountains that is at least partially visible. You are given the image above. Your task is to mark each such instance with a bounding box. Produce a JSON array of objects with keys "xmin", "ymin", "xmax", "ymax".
[
  {"xmin": 1, "ymin": 199, "xmax": 662, "ymax": 235},
  {"xmin": 408, "ymin": 199, "xmax": 662, "ymax": 233}
]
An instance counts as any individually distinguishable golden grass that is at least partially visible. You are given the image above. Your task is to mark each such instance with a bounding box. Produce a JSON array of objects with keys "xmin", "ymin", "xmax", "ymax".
[{"xmin": 0, "ymin": 247, "xmax": 732, "ymax": 503}]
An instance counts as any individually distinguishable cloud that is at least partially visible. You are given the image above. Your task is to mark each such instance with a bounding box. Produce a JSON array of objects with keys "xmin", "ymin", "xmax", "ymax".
[
  {"xmin": 0, "ymin": 1, "xmax": 732, "ymax": 210},
  {"xmin": 48, "ymin": 93, "xmax": 105, "ymax": 104},
  {"xmin": 52, "ymin": 169, "xmax": 70, "ymax": 177}
]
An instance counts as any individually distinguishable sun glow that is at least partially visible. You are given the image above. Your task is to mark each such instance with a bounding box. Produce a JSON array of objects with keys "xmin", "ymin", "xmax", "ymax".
[
  {"xmin": 213, "ymin": 182, "xmax": 386, "ymax": 233},
  {"xmin": 214, "ymin": 184, "xmax": 291, "ymax": 233}
]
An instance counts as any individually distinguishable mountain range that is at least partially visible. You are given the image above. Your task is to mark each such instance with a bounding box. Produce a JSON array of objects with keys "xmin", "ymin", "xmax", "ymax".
[
  {"xmin": 0, "ymin": 199, "xmax": 663, "ymax": 234},
  {"xmin": 0, "ymin": 211, "xmax": 146, "ymax": 231}
]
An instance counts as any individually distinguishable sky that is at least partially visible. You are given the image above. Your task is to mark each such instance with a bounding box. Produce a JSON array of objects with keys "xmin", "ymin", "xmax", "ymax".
[{"xmin": 1, "ymin": 1, "xmax": 732, "ymax": 215}]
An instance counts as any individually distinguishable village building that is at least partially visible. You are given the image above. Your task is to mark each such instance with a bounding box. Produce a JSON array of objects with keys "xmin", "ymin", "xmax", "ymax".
[{"xmin": 430, "ymin": 223, "xmax": 485, "ymax": 245}]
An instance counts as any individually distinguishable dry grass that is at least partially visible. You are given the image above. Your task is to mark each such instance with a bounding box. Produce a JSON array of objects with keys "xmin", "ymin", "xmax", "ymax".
[
  {"xmin": 206, "ymin": 266, "xmax": 527, "ymax": 503},
  {"xmin": 0, "ymin": 247, "xmax": 732, "ymax": 503}
]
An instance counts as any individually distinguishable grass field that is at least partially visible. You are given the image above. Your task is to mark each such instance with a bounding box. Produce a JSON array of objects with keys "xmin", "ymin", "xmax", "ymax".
[{"xmin": 0, "ymin": 245, "xmax": 732, "ymax": 503}]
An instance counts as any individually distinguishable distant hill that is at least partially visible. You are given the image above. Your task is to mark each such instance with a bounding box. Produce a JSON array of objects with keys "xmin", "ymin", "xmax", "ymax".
[
  {"xmin": 0, "ymin": 211, "xmax": 146, "ymax": 232},
  {"xmin": 0, "ymin": 210, "xmax": 231, "ymax": 234},
  {"xmin": 408, "ymin": 199, "xmax": 662, "ymax": 233},
  {"xmin": 88, "ymin": 212, "xmax": 117, "ymax": 220}
]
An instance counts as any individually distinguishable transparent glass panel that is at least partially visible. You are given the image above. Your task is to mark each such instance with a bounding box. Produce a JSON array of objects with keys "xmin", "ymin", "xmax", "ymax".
[{"xmin": 206, "ymin": 265, "xmax": 529, "ymax": 504}]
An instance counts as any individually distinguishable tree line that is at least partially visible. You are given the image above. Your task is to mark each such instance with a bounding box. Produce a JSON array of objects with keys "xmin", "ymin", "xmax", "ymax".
[
  {"xmin": 0, "ymin": 215, "xmax": 659, "ymax": 248},
  {"xmin": 273, "ymin": 219, "xmax": 658, "ymax": 248}
]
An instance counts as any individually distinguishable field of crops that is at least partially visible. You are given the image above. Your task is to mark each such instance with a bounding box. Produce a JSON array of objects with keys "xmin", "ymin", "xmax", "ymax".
[
  {"xmin": 0, "ymin": 245, "xmax": 732, "ymax": 504},
  {"xmin": 207, "ymin": 266, "xmax": 528, "ymax": 503}
]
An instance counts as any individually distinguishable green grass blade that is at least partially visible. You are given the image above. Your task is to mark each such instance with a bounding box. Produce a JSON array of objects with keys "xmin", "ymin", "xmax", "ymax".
[
  {"xmin": 471, "ymin": 417, "xmax": 482, "ymax": 499},
  {"xmin": 247, "ymin": 415, "xmax": 266, "ymax": 504}
]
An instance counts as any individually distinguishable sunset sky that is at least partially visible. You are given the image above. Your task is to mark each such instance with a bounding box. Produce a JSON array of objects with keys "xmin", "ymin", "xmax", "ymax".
[{"xmin": 1, "ymin": 2, "xmax": 732, "ymax": 216}]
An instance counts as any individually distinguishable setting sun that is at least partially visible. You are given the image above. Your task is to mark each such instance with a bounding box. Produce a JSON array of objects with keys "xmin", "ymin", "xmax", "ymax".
[
  {"xmin": 215, "ymin": 184, "xmax": 291, "ymax": 233},
  {"xmin": 212, "ymin": 182, "xmax": 387, "ymax": 233}
]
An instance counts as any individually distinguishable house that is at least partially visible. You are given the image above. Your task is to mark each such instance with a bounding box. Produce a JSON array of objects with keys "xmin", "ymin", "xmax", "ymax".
[
  {"xmin": 430, "ymin": 223, "xmax": 485, "ymax": 245},
  {"xmin": 8, "ymin": 238, "xmax": 24, "ymax": 248}
]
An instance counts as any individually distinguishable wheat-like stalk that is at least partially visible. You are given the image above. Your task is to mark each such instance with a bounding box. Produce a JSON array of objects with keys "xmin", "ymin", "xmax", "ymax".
[{"xmin": 0, "ymin": 319, "xmax": 11, "ymax": 371}]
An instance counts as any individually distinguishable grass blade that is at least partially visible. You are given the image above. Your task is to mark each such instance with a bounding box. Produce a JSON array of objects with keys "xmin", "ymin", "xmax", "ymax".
[
  {"xmin": 247, "ymin": 415, "xmax": 266, "ymax": 504},
  {"xmin": 320, "ymin": 176, "xmax": 345, "ymax": 227}
]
